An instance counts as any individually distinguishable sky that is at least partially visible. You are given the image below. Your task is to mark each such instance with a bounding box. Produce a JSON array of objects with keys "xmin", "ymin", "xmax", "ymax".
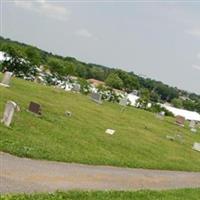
[{"xmin": 0, "ymin": 0, "xmax": 200, "ymax": 94}]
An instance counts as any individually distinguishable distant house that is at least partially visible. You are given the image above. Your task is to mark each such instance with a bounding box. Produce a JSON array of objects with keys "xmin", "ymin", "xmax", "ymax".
[
  {"xmin": 87, "ymin": 79, "xmax": 105, "ymax": 87},
  {"xmin": 162, "ymin": 104, "xmax": 200, "ymax": 122}
]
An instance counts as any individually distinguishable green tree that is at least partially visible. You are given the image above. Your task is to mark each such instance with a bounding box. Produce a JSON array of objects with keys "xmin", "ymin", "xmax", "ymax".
[
  {"xmin": 171, "ymin": 98, "xmax": 183, "ymax": 108},
  {"xmin": 25, "ymin": 47, "xmax": 41, "ymax": 66},
  {"xmin": 137, "ymin": 88, "xmax": 150, "ymax": 108},
  {"xmin": 1, "ymin": 44, "xmax": 36, "ymax": 76},
  {"xmin": 105, "ymin": 73, "xmax": 123, "ymax": 89},
  {"xmin": 48, "ymin": 57, "xmax": 66, "ymax": 75}
]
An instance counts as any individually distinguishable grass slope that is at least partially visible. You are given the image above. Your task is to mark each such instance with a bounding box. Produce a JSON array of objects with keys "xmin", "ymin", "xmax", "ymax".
[
  {"xmin": 0, "ymin": 75, "xmax": 200, "ymax": 171},
  {"xmin": 1, "ymin": 189, "xmax": 200, "ymax": 200}
]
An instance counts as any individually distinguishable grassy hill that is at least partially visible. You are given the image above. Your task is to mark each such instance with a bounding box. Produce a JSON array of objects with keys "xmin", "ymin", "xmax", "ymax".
[{"xmin": 0, "ymin": 74, "xmax": 200, "ymax": 171}]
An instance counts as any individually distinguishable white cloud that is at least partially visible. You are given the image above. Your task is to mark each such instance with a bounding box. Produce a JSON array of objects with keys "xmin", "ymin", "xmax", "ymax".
[
  {"xmin": 185, "ymin": 29, "xmax": 200, "ymax": 37},
  {"xmin": 76, "ymin": 29, "xmax": 93, "ymax": 38},
  {"xmin": 14, "ymin": 0, "xmax": 70, "ymax": 21},
  {"xmin": 192, "ymin": 64, "xmax": 200, "ymax": 71},
  {"xmin": 197, "ymin": 53, "xmax": 200, "ymax": 59}
]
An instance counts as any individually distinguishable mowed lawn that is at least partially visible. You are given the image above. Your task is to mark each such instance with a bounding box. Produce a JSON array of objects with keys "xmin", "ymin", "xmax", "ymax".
[
  {"xmin": 1, "ymin": 189, "xmax": 200, "ymax": 200},
  {"xmin": 0, "ymin": 75, "xmax": 200, "ymax": 171}
]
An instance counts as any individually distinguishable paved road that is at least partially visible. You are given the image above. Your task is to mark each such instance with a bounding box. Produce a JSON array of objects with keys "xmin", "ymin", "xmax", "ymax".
[{"xmin": 0, "ymin": 152, "xmax": 200, "ymax": 194}]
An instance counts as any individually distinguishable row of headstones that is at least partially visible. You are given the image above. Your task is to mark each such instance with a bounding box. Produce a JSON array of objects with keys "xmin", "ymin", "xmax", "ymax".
[
  {"xmin": 0, "ymin": 71, "xmax": 128, "ymax": 106},
  {"xmin": 1, "ymin": 101, "xmax": 41, "ymax": 127},
  {"xmin": 1, "ymin": 72, "xmax": 199, "ymax": 148}
]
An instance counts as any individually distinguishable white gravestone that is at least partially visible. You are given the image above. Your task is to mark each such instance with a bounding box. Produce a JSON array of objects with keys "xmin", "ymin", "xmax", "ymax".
[
  {"xmin": 0, "ymin": 72, "xmax": 12, "ymax": 87},
  {"xmin": 192, "ymin": 143, "xmax": 200, "ymax": 152},
  {"xmin": 1, "ymin": 101, "xmax": 19, "ymax": 127}
]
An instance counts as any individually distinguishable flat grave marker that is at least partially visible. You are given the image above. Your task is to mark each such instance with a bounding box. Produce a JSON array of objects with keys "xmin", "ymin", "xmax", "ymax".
[
  {"xmin": 0, "ymin": 71, "xmax": 12, "ymax": 87},
  {"xmin": 105, "ymin": 129, "xmax": 115, "ymax": 135}
]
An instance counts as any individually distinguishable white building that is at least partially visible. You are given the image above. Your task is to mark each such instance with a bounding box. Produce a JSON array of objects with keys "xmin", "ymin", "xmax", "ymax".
[{"xmin": 162, "ymin": 104, "xmax": 200, "ymax": 122}]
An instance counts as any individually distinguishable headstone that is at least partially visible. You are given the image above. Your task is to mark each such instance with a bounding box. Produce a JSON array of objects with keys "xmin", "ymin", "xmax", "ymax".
[
  {"xmin": 72, "ymin": 84, "xmax": 81, "ymax": 92},
  {"xmin": 175, "ymin": 115, "xmax": 185, "ymax": 126},
  {"xmin": 166, "ymin": 133, "xmax": 184, "ymax": 143},
  {"xmin": 156, "ymin": 111, "xmax": 165, "ymax": 120},
  {"xmin": 189, "ymin": 120, "xmax": 196, "ymax": 129},
  {"xmin": 28, "ymin": 102, "xmax": 42, "ymax": 115},
  {"xmin": 191, "ymin": 128, "xmax": 197, "ymax": 133},
  {"xmin": 105, "ymin": 129, "xmax": 115, "ymax": 135},
  {"xmin": 166, "ymin": 135, "xmax": 175, "ymax": 141},
  {"xmin": 160, "ymin": 111, "xmax": 165, "ymax": 116},
  {"xmin": 119, "ymin": 98, "xmax": 128, "ymax": 107},
  {"xmin": 65, "ymin": 111, "xmax": 72, "ymax": 117},
  {"xmin": 0, "ymin": 71, "xmax": 12, "ymax": 87},
  {"xmin": 1, "ymin": 101, "xmax": 19, "ymax": 127},
  {"xmin": 90, "ymin": 92, "xmax": 102, "ymax": 104},
  {"xmin": 192, "ymin": 143, "xmax": 200, "ymax": 152}
]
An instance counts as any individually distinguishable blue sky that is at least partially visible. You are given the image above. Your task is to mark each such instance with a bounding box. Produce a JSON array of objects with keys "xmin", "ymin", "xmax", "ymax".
[{"xmin": 1, "ymin": 0, "xmax": 200, "ymax": 94}]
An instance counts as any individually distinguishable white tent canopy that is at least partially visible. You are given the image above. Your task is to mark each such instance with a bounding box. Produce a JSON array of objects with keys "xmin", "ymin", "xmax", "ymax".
[
  {"xmin": 0, "ymin": 51, "xmax": 5, "ymax": 62},
  {"xmin": 127, "ymin": 93, "xmax": 140, "ymax": 106},
  {"xmin": 162, "ymin": 104, "xmax": 200, "ymax": 122}
]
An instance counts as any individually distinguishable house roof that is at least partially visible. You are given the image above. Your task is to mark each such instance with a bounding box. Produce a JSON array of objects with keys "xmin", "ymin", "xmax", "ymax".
[{"xmin": 87, "ymin": 79, "xmax": 105, "ymax": 86}]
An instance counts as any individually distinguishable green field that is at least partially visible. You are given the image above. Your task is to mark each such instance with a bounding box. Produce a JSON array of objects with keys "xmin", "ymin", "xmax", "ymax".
[
  {"xmin": 0, "ymin": 75, "xmax": 200, "ymax": 171},
  {"xmin": 1, "ymin": 189, "xmax": 200, "ymax": 200}
]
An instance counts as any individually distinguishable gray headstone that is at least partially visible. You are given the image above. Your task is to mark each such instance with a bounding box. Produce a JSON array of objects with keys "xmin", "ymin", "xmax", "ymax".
[
  {"xmin": 72, "ymin": 84, "xmax": 81, "ymax": 92},
  {"xmin": 160, "ymin": 111, "xmax": 165, "ymax": 116},
  {"xmin": 119, "ymin": 98, "xmax": 128, "ymax": 107},
  {"xmin": 1, "ymin": 101, "xmax": 18, "ymax": 127},
  {"xmin": 90, "ymin": 92, "xmax": 102, "ymax": 104},
  {"xmin": 189, "ymin": 120, "xmax": 196, "ymax": 129},
  {"xmin": 192, "ymin": 143, "xmax": 200, "ymax": 152},
  {"xmin": 0, "ymin": 72, "xmax": 12, "ymax": 87}
]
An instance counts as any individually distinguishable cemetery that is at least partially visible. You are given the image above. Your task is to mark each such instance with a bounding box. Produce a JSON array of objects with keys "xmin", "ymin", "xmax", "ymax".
[{"xmin": 0, "ymin": 74, "xmax": 200, "ymax": 172}]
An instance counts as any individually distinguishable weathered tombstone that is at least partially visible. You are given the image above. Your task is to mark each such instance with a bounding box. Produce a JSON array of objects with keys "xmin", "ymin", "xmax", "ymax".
[
  {"xmin": 119, "ymin": 98, "xmax": 127, "ymax": 107},
  {"xmin": 28, "ymin": 102, "xmax": 42, "ymax": 115},
  {"xmin": 175, "ymin": 115, "xmax": 185, "ymax": 126},
  {"xmin": 1, "ymin": 101, "xmax": 19, "ymax": 127},
  {"xmin": 156, "ymin": 111, "xmax": 165, "ymax": 120},
  {"xmin": 166, "ymin": 135, "xmax": 175, "ymax": 141},
  {"xmin": 72, "ymin": 84, "xmax": 81, "ymax": 92},
  {"xmin": 191, "ymin": 128, "xmax": 197, "ymax": 133},
  {"xmin": 65, "ymin": 111, "xmax": 72, "ymax": 117},
  {"xmin": 166, "ymin": 133, "xmax": 184, "ymax": 143},
  {"xmin": 160, "ymin": 111, "xmax": 165, "ymax": 116},
  {"xmin": 90, "ymin": 92, "xmax": 102, "ymax": 104},
  {"xmin": 189, "ymin": 120, "xmax": 196, "ymax": 129},
  {"xmin": 192, "ymin": 143, "xmax": 200, "ymax": 152},
  {"xmin": 105, "ymin": 129, "xmax": 115, "ymax": 135},
  {"xmin": 0, "ymin": 72, "xmax": 12, "ymax": 87}
]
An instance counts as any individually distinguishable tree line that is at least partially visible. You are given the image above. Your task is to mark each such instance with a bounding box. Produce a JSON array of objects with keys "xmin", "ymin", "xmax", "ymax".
[{"xmin": 0, "ymin": 36, "xmax": 199, "ymax": 113}]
